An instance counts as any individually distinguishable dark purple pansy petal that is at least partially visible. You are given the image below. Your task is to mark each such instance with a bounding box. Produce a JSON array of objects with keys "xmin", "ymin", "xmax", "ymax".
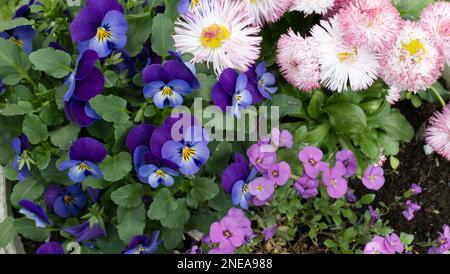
[
  {"xmin": 163, "ymin": 60, "xmax": 198, "ymax": 89},
  {"xmin": 234, "ymin": 153, "xmax": 248, "ymax": 165},
  {"xmin": 65, "ymin": 100, "xmax": 97, "ymax": 128},
  {"xmin": 219, "ymin": 68, "xmax": 238, "ymax": 95},
  {"xmin": 64, "ymin": 221, "xmax": 107, "ymax": 242},
  {"xmin": 70, "ymin": 7, "xmax": 102, "ymax": 43},
  {"xmin": 14, "ymin": 5, "xmax": 31, "ymax": 19},
  {"xmin": 150, "ymin": 125, "xmax": 173, "ymax": 160},
  {"xmin": 44, "ymin": 185, "xmax": 64, "ymax": 210},
  {"xmin": 212, "ymin": 83, "xmax": 231, "ymax": 112},
  {"xmin": 247, "ymin": 81, "xmax": 263, "ymax": 104},
  {"xmin": 20, "ymin": 134, "xmax": 29, "ymax": 151},
  {"xmin": 126, "ymin": 235, "xmax": 147, "ymax": 250},
  {"xmin": 86, "ymin": 0, "xmax": 124, "ymax": 17},
  {"xmin": 36, "ymin": 242, "xmax": 65, "ymax": 254},
  {"xmin": 142, "ymin": 64, "xmax": 172, "ymax": 84},
  {"xmin": 222, "ymin": 163, "xmax": 250, "ymax": 193},
  {"xmin": 74, "ymin": 67, "xmax": 104, "ymax": 101},
  {"xmin": 76, "ymin": 50, "xmax": 99, "ymax": 80},
  {"xmin": 87, "ymin": 187, "xmax": 101, "ymax": 203},
  {"xmin": 19, "ymin": 200, "xmax": 50, "ymax": 224},
  {"xmin": 69, "ymin": 137, "xmax": 107, "ymax": 163},
  {"xmin": 126, "ymin": 124, "xmax": 156, "ymax": 154},
  {"xmin": 48, "ymin": 42, "xmax": 68, "ymax": 53},
  {"xmin": 245, "ymin": 66, "xmax": 258, "ymax": 83}
]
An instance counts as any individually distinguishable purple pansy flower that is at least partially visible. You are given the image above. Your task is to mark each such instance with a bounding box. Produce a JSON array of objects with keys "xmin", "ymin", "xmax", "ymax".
[
  {"xmin": 46, "ymin": 184, "xmax": 88, "ymax": 218},
  {"xmin": 64, "ymin": 221, "xmax": 107, "ymax": 243},
  {"xmin": 262, "ymin": 224, "xmax": 278, "ymax": 241},
  {"xmin": 0, "ymin": 79, "xmax": 6, "ymax": 95},
  {"xmin": 0, "ymin": 25, "xmax": 35, "ymax": 54},
  {"xmin": 248, "ymin": 177, "xmax": 275, "ymax": 202},
  {"xmin": 362, "ymin": 165, "xmax": 385, "ymax": 191},
  {"xmin": 247, "ymin": 143, "xmax": 277, "ymax": 173},
  {"xmin": 209, "ymin": 217, "xmax": 246, "ymax": 253},
  {"xmin": 231, "ymin": 167, "xmax": 257, "ymax": 210},
  {"xmin": 18, "ymin": 200, "xmax": 51, "ymax": 228},
  {"xmin": 368, "ymin": 206, "xmax": 379, "ymax": 225},
  {"xmin": 222, "ymin": 153, "xmax": 252, "ymax": 193},
  {"xmin": 36, "ymin": 242, "xmax": 65, "ymax": 255},
  {"xmin": 70, "ymin": 0, "xmax": 128, "ymax": 58},
  {"xmin": 177, "ymin": 0, "xmax": 200, "ymax": 15},
  {"xmin": 335, "ymin": 149, "xmax": 357, "ymax": 177},
  {"xmin": 271, "ymin": 128, "xmax": 293, "ymax": 149},
  {"xmin": 438, "ymin": 224, "xmax": 450, "ymax": 253},
  {"xmin": 265, "ymin": 161, "xmax": 291, "ymax": 186},
  {"xmin": 383, "ymin": 233, "xmax": 404, "ymax": 254},
  {"xmin": 138, "ymin": 164, "xmax": 179, "ymax": 188},
  {"xmin": 64, "ymin": 99, "xmax": 101, "ymax": 128},
  {"xmin": 298, "ymin": 146, "xmax": 328, "ymax": 179},
  {"xmin": 58, "ymin": 138, "xmax": 107, "ymax": 183},
  {"xmin": 246, "ymin": 61, "xmax": 278, "ymax": 99},
  {"xmin": 346, "ymin": 189, "xmax": 358, "ymax": 203},
  {"xmin": 294, "ymin": 175, "xmax": 319, "ymax": 199},
  {"xmin": 124, "ymin": 231, "xmax": 161, "ymax": 254},
  {"xmin": 409, "ymin": 183, "xmax": 422, "ymax": 195},
  {"xmin": 402, "ymin": 200, "xmax": 421, "ymax": 221},
  {"xmin": 11, "ymin": 134, "xmax": 31, "ymax": 182},
  {"xmin": 13, "ymin": 0, "xmax": 37, "ymax": 19},
  {"xmin": 323, "ymin": 166, "xmax": 348, "ymax": 199}
]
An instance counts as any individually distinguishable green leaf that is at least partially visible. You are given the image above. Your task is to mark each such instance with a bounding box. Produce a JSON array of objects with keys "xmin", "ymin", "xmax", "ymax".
[
  {"xmin": 303, "ymin": 123, "xmax": 330, "ymax": 146},
  {"xmin": 268, "ymin": 94, "xmax": 302, "ymax": 117},
  {"xmin": 10, "ymin": 178, "xmax": 44, "ymax": 207},
  {"xmin": 40, "ymin": 103, "xmax": 64, "ymax": 126},
  {"xmin": 125, "ymin": 13, "xmax": 152, "ymax": 57},
  {"xmin": 22, "ymin": 113, "xmax": 48, "ymax": 144},
  {"xmin": 161, "ymin": 198, "xmax": 190, "ymax": 229},
  {"xmin": 188, "ymin": 73, "xmax": 215, "ymax": 101},
  {"xmin": 206, "ymin": 142, "xmax": 233, "ymax": 173},
  {"xmin": 151, "ymin": 14, "xmax": 175, "ymax": 57},
  {"xmin": 357, "ymin": 133, "xmax": 379, "ymax": 159},
  {"xmin": 29, "ymin": 48, "xmax": 72, "ymax": 78},
  {"xmin": 148, "ymin": 188, "xmax": 177, "ymax": 221},
  {"xmin": 99, "ymin": 152, "xmax": 132, "ymax": 182},
  {"xmin": 373, "ymin": 112, "xmax": 414, "ymax": 142},
  {"xmin": 0, "ymin": 39, "xmax": 31, "ymax": 85},
  {"xmin": 89, "ymin": 95, "xmax": 130, "ymax": 125},
  {"xmin": 358, "ymin": 194, "xmax": 376, "ymax": 205},
  {"xmin": 0, "ymin": 101, "xmax": 34, "ymax": 116},
  {"xmin": 161, "ymin": 226, "xmax": 184, "ymax": 250},
  {"xmin": 117, "ymin": 204, "xmax": 146, "ymax": 244},
  {"xmin": 31, "ymin": 146, "xmax": 51, "ymax": 169},
  {"xmin": 0, "ymin": 217, "xmax": 17, "ymax": 248},
  {"xmin": 390, "ymin": 156, "xmax": 400, "ymax": 170},
  {"xmin": 14, "ymin": 217, "xmax": 49, "ymax": 242},
  {"xmin": 399, "ymin": 232, "xmax": 414, "ymax": 246},
  {"xmin": 49, "ymin": 123, "xmax": 81, "ymax": 150},
  {"xmin": 307, "ymin": 91, "xmax": 325, "ymax": 119},
  {"xmin": 325, "ymin": 103, "xmax": 367, "ymax": 134},
  {"xmin": 0, "ymin": 18, "xmax": 33, "ymax": 32},
  {"xmin": 111, "ymin": 184, "xmax": 145, "ymax": 208},
  {"xmin": 394, "ymin": 0, "xmax": 433, "ymax": 20},
  {"xmin": 190, "ymin": 177, "xmax": 219, "ymax": 202}
]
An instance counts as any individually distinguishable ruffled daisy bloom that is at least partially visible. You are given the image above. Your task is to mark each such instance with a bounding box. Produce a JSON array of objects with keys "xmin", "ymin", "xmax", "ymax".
[
  {"xmin": 380, "ymin": 21, "xmax": 444, "ymax": 94},
  {"xmin": 237, "ymin": 0, "xmax": 292, "ymax": 26},
  {"xmin": 425, "ymin": 104, "xmax": 450, "ymax": 160},
  {"xmin": 173, "ymin": 0, "xmax": 262, "ymax": 75},
  {"xmin": 291, "ymin": 0, "xmax": 335, "ymax": 15},
  {"xmin": 310, "ymin": 18, "xmax": 379, "ymax": 92},
  {"xmin": 420, "ymin": 2, "xmax": 450, "ymax": 66},
  {"xmin": 337, "ymin": 0, "xmax": 402, "ymax": 52},
  {"xmin": 276, "ymin": 29, "xmax": 320, "ymax": 91},
  {"xmin": 324, "ymin": 0, "xmax": 351, "ymax": 19}
]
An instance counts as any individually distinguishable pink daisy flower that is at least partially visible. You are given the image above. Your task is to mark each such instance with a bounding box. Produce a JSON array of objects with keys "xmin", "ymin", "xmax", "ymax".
[
  {"xmin": 380, "ymin": 21, "xmax": 445, "ymax": 94},
  {"xmin": 237, "ymin": 0, "xmax": 292, "ymax": 27},
  {"xmin": 276, "ymin": 28, "xmax": 320, "ymax": 91},
  {"xmin": 337, "ymin": 0, "xmax": 402, "ymax": 52},
  {"xmin": 420, "ymin": 1, "xmax": 450, "ymax": 66},
  {"xmin": 425, "ymin": 104, "xmax": 450, "ymax": 160},
  {"xmin": 324, "ymin": 0, "xmax": 352, "ymax": 19},
  {"xmin": 291, "ymin": 0, "xmax": 335, "ymax": 15}
]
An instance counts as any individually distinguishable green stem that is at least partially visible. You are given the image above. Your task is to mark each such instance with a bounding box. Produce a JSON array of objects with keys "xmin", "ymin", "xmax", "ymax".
[{"xmin": 430, "ymin": 86, "xmax": 446, "ymax": 108}]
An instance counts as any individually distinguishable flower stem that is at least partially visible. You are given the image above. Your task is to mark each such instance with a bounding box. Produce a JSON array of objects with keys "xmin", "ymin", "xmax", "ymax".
[{"xmin": 430, "ymin": 85, "xmax": 446, "ymax": 108}]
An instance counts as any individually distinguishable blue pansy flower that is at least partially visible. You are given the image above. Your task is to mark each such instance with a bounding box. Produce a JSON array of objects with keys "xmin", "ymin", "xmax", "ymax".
[
  {"xmin": 58, "ymin": 137, "xmax": 107, "ymax": 183},
  {"xmin": 64, "ymin": 221, "xmax": 107, "ymax": 244},
  {"xmin": 231, "ymin": 73, "xmax": 253, "ymax": 118},
  {"xmin": 138, "ymin": 164, "xmax": 178, "ymax": 188},
  {"xmin": 0, "ymin": 79, "xmax": 6, "ymax": 95},
  {"xmin": 45, "ymin": 184, "xmax": 88, "ymax": 218},
  {"xmin": 11, "ymin": 134, "xmax": 32, "ymax": 182},
  {"xmin": 18, "ymin": 200, "xmax": 51, "ymax": 228},
  {"xmin": 124, "ymin": 231, "xmax": 161, "ymax": 254},
  {"xmin": 246, "ymin": 61, "xmax": 278, "ymax": 99},
  {"xmin": 0, "ymin": 25, "xmax": 36, "ymax": 54},
  {"xmin": 231, "ymin": 167, "xmax": 258, "ymax": 210},
  {"xmin": 177, "ymin": 0, "xmax": 201, "ymax": 15}
]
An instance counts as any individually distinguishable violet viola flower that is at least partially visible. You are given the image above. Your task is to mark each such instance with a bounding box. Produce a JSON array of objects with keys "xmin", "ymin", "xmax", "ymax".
[
  {"xmin": 438, "ymin": 224, "xmax": 450, "ymax": 253},
  {"xmin": 64, "ymin": 221, "xmax": 107, "ymax": 243},
  {"xmin": 70, "ymin": 0, "xmax": 128, "ymax": 58},
  {"xmin": 294, "ymin": 175, "xmax": 319, "ymax": 199},
  {"xmin": 402, "ymin": 200, "xmax": 421, "ymax": 221},
  {"xmin": 323, "ymin": 166, "xmax": 348, "ymax": 199},
  {"xmin": 246, "ymin": 61, "xmax": 278, "ymax": 99},
  {"xmin": 142, "ymin": 51, "xmax": 199, "ymax": 109},
  {"xmin": 247, "ymin": 143, "xmax": 277, "ymax": 172},
  {"xmin": 231, "ymin": 167, "xmax": 258, "ymax": 210},
  {"xmin": 346, "ymin": 189, "xmax": 358, "ymax": 203},
  {"xmin": 362, "ymin": 165, "xmax": 385, "ymax": 191},
  {"xmin": 298, "ymin": 146, "xmax": 327, "ymax": 179},
  {"xmin": 18, "ymin": 200, "xmax": 51, "ymax": 228},
  {"xmin": 58, "ymin": 138, "xmax": 107, "ymax": 183},
  {"xmin": 36, "ymin": 242, "xmax": 65, "ymax": 255},
  {"xmin": 177, "ymin": 0, "xmax": 200, "ymax": 15},
  {"xmin": 11, "ymin": 134, "xmax": 31, "ymax": 182},
  {"xmin": 209, "ymin": 218, "xmax": 245, "ymax": 253},
  {"xmin": 0, "ymin": 79, "xmax": 6, "ymax": 95},
  {"xmin": 212, "ymin": 68, "xmax": 262, "ymax": 119},
  {"xmin": 248, "ymin": 177, "xmax": 275, "ymax": 202},
  {"xmin": 364, "ymin": 236, "xmax": 387, "ymax": 254},
  {"xmin": 45, "ymin": 184, "xmax": 88, "ymax": 218},
  {"xmin": 262, "ymin": 224, "xmax": 278, "ymax": 241},
  {"xmin": 335, "ymin": 149, "xmax": 357, "ymax": 177},
  {"xmin": 266, "ymin": 161, "xmax": 291, "ymax": 186},
  {"xmin": 0, "ymin": 25, "xmax": 35, "ymax": 54},
  {"xmin": 383, "ymin": 233, "xmax": 404, "ymax": 254},
  {"xmin": 13, "ymin": 0, "xmax": 37, "ymax": 19},
  {"xmin": 222, "ymin": 153, "xmax": 254, "ymax": 209},
  {"xmin": 124, "ymin": 231, "xmax": 162, "ymax": 254},
  {"xmin": 368, "ymin": 205, "xmax": 379, "ymax": 225},
  {"xmin": 409, "ymin": 183, "xmax": 422, "ymax": 195},
  {"xmin": 271, "ymin": 128, "xmax": 293, "ymax": 149}
]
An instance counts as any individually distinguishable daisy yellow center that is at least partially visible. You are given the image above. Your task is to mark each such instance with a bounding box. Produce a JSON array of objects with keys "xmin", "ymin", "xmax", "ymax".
[
  {"xmin": 97, "ymin": 27, "xmax": 112, "ymax": 42},
  {"xmin": 257, "ymin": 185, "xmax": 264, "ymax": 191},
  {"xmin": 156, "ymin": 170, "xmax": 166, "ymax": 177},
  {"xmin": 401, "ymin": 39, "xmax": 426, "ymax": 62},
  {"xmin": 182, "ymin": 146, "xmax": 196, "ymax": 161},
  {"xmin": 11, "ymin": 37, "xmax": 23, "ymax": 47},
  {"xmin": 201, "ymin": 24, "xmax": 231, "ymax": 49},
  {"xmin": 78, "ymin": 162, "xmax": 90, "ymax": 171},
  {"xmin": 162, "ymin": 86, "xmax": 174, "ymax": 96},
  {"xmin": 338, "ymin": 48, "xmax": 358, "ymax": 63},
  {"xmin": 135, "ymin": 246, "xmax": 146, "ymax": 254}
]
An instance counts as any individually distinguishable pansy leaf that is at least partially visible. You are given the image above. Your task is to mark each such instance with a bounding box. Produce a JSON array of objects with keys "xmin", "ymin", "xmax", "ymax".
[
  {"xmin": 0, "ymin": 101, "xmax": 35, "ymax": 116},
  {"xmin": 151, "ymin": 14, "xmax": 175, "ymax": 57},
  {"xmin": 49, "ymin": 123, "xmax": 81, "ymax": 150},
  {"xmin": 116, "ymin": 204, "xmax": 146, "ymax": 244},
  {"xmin": 99, "ymin": 152, "xmax": 132, "ymax": 182},
  {"xmin": 0, "ymin": 39, "xmax": 31, "ymax": 85},
  {"xmin": 89, "ymin": 95, "xmax": 130, "ymax": 125},
  {"xmin": 190, "ymin": 177, "xmax": 219, "ymax": 202},
  {"xmin": 29, "ymin": 48, "xmax": 72, "ymax": 78},
  {"xmin": 0, "ymin": 18, "xmax": 33, "ymax": 32},
  {"xmin": 125, "ymin": 13, "xmax": 152, "ymax": 57},
  {"xmin": 0, "ymin": 217, "xmax": 17, "ymax": 248},
  {"xmin": 10, "ymin": 178, "xmax": 44, "ymax": 207},
  {"xmin": 161, "ymin": 226, "xmax": 184, "ymax": 250},
  {"xmin": 22, "ymin": 113, "xmax": 48, "ymax": 144},
  {"xmin": 325, "ymin": 103, "xmax": 367, "ymax": 134},
  {"xmin": 111, "ymin": 184, "xmax": 145, "ymax": 208},
  {"xmin": 148, "ymin": 188, "xmax": 177, "ymax": 221},
  {"xmin": 14, "ymin": 217, "xmax": 49, "ymax": 242},
  {"xmin": 31, "ymin": 146, "xmax": 51, "ymax": 170},
  {"xmin": 160, "ymin": 198, "xmax": 190, "ymax": 229}
]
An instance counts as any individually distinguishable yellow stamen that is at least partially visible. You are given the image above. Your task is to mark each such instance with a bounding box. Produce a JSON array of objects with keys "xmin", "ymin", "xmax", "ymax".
[
  {"xmin": 162, "ymin": 86, "xmax": 174, "ymax": 97},
  {"xmin": 369, "ymin": 175, "xmax": 375, "ymax": 182},
  {"xmin": 401, "ymin": 39, "xmax": 426, "ymax": 62},
  {"xmin": 338, "ymin": 48, "xmax": 358, "ymax": 63},
  {"xmin": 242, "ymin": 184, "xmax": 249, "ymax": 193},
  {"xmin": 200, "ymin": 24, "xmax": 231, "ymax": 49},
  {"xmin": 135, "ymin": 246, "xmax": 146, "ymax": 254},
  {"xmin": 11, "ymin": 37, "xmax": 23, "ymax": 47},
  {"xmin": 257, "ymin": 185, "xmax": 264, "ymax": 192},
  {"xmin": 190, "ymin": 0, "xmax": 200, "ymax": 10},
  {"xmin": 155, "ymin": 170, "xmax": 166, "ymax": 177},
  {"xmin": 330, "ymin": 179, "xmax": 336, "ymax": 187},
  {"xmin": 97, "ymin": 27, "xmax": 112, "ymax": 42},
  {"xmin": 182, "ymin": 146, "xmax": 196, "ymax": 161},
  {"xmin": 78, "ymin": 162, "xmax": 90, "ymax": 171},
  {"xmin": 64, "ymin": 195, "xmax": 74, "ymax": 204},
  {"xmin": 235, "ymin": 95, "xmax": 242, "ymax": 103}
]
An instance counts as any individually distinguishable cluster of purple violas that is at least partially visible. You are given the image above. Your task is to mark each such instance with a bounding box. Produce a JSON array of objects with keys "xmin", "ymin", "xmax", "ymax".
[
  {"xmin": 402, "ymin": 183, "xmax": 422, "ymax": 221},
  {"xmin": 126, "ymin": 113, "xmax": 210, "ymax": 188},
  {"xmin": 212, "ymin": 62, "xmax": 278, "ymax": 118}
]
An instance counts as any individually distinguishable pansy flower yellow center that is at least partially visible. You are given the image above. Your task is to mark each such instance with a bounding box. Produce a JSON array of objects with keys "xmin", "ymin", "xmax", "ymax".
[
  {"xmin": 97, "ymin": 27, "xmax": 112, "ymax": 42},
  {"xmin": 135, "ymin": 246, "xmax": 146, "ymax": 254},
  {"xmin": 162, "ymin": 86, "xmax": 174, "ymax": 96},
  {"xmin": 155, "ymin": 170, "xmax": 166, "ymax": 177},
  {"xmin": 78, "ymin": 162, "xmax": 90, "ymax": 171},
  {"xmin": 242, "ymin": 184, "xmax": 249, "ymax": 193},
  {"xmin": 182, "ymin": 146, "xmax": 196, "ymax": 161},
  {"xmin": 400, "ymin": 39, "xmax": 426, "ymax": 63},
  {"xmin": 11, "ymin": 37, "xmax": 23, "ymax": 47},
  {"xmin": 64, "ymin": 195, "xmax": 74, "ymax": 204},
  {"xmin": 235, "ymin": 94, "xmax": 242, "ymax": 103},
  {"xmin": 201, "ymin": 24, "xmax": 231, "ymax": 49}
]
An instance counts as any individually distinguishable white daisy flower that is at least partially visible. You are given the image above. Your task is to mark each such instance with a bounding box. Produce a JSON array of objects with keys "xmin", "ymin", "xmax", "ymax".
[{"xmin": 291, "ymin": 0, "xmax": 335, "ymax": 15}]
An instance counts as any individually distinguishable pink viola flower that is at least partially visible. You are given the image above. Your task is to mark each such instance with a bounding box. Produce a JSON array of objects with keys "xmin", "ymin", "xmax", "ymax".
[
  {"xmin": 271, "ymin": 128, "xmax": 293, "ymax": 148},
  {"xmin": 209, "ymin": 217, "xmax": 246, "ymax": 253},
  {"xmin": 298, "ymin": 146, "xmax": 327, "ymax": 178},
  {"xmin": 262, "ymin": 224, "xmax": 278, "ymax": 241},
  {"xmin": 335, "ymin": 149, "xmax": 357, "ymax": 177},
  {"xmin": 402, "ymin": 200, "xmax": 421, "ymax": 221},
  {"xmin": 438, "ymin": 224, "xmax": 450, "ymax": 254},
  {"xmin": 323, "ymin": 166, "xmax": 348, "ymax": 199},
  {"xmin": 225, "ymin": 208, "xmax": 254, "ymax": 239},
  {"xmin": 364, "ymin": 235, "xmax": 387, "ymax": 254},
  {"xmin": 248, "ymin": 177, "xmax": 275, "ymax": 202},
  {"xmin": 409, "ymin": 183, "xmax": 422, "ymax": 195},
  {"xmin": 247, "ymin": 143, "xmax": 277, "ymax": 172},
  {"xmin": 265, "ymin": 161, "xmax": 291, "ymax": 186},
  {"xmin": 383, "ymin": 233, "xmax": 404, "ymax": 254},
  {"xmin": 294, "ymin": 175, "xmax": 319, "ymax": 199},
  {"xmin": 425, "ymin": 104, "xmax": 450, "ymax": 160},
  {"xmin": 362, "ymin": 165, "xmax": 385, "ymax": 191}
]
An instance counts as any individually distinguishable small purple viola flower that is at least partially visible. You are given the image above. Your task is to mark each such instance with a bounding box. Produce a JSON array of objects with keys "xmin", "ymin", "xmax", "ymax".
[
  {"xmin": 266, "ymin": 161, "xmax": 291, "ymax": 186},
  {"xmin": 50, "ymin": 184, "xmax": 88, "ymax": 218},
  {"xmin": 294, "ymin": 175, "xmax": 319, "ymax": 199},
  {"xmin": 271, "ymin": 128, "xmax": 293, "ymax": 149},
  {"xmin": 58, "ymin": 138, "xmax": 107, "ymax": 183},
  {"xmin": 222, "ymin": 153, "xmax": 252, "ymax": 193},
  {"xmin": 225, "ymin": 208, "xmax": 254, "ymax": 240},
  {"xmin": 262, "ymin": 224, "xmax": 278, "ymax": 241},
  {"xmin": 246, "ymin": 61, "xmax": 278, "ymax": 99},
  {"xmin": 346, "ymin": 189, "xmax": 358, "ymax": 203},
  {"xmin": 177, "ymin": 0, "xmax": 201, "ymax": 15},
  {"xmin": 70, "ymin": 0, "xmax": 128, "ymax": 58},
  {"xmin": 124, "ymin": 231, "xmax": 161, "ymax": 254},
  {"xmin": 87, "ymin": 187, "xmax": 101, "ymax": 203},
  {"xmin": 362, "ymin": 165, "xmax": 385, "ymax": 191},
  {"xmin": 298, "ymin": 146, "xmax": 327, "ymax": 179},
  {"xmin": 368, "ymin": 206, "xmax": 379, "ymax": 225},
  {"xmin": 0, "ymin": 25, "xmax": 35, "ymax": 54},
  {"xmin": 64, "ymin": 221, "xmax": 107, "ymax": 243},
  {"xmin": 383, "ymin": 233, "xmax": 404, "ymax": 254},
  {"xmin": 138, "ymin": 164, "xmax": 178, "ymax": 188},
  {"xmin": 438, "ymin": 224, "xmax": 450, "ymax": 253},
  {"xmin": 248, "ymin": 177, "xmax": 275, "ymax": 202},
  {"xmin": 0, "ymin": 79, "xmax": 6, "ymax": 95},
  {"xmin": 364, "ymin": 236, "xmax": 387, "ymax": 254},
  {"xmin": 335, "ymin": 149, "xmax": 357, "ymax": 177},
  {"xmin": 11, "ymin": 134, "xmax": 31, "ymax": 182},
  {"xmin": 323, "ymin": 166, "xmax": 348, "ymax": 199},
  {"xmin": 232, "ymin": 180, "xmax": 251, "ymax": 210},
  {"xmin": 18, "ymin": 200, "xmax": 51, "ymax": 228},
  {"xmin": 247, "ymin": 143, "xmax": 277, "ymax": 172},
  {"xmin": 36, "ymin": 242, "xmax": 65, "ymax": 255},
  {"xmin": 409, "ymin": 183, "xmax": 422, "ymax": 195},
  {"xmin": 209, "ymin": 217, "xmax": 245, "ymax": 253},
  {"xmin": 186, "ymin": 245, "xmax": 202, "ymax": 254},
  {"xmin": 13, "ymin": 0, "xmax": 37, "ymax": 19},
  {"xmin": 402, "ymin": 200, "xmax": 421, "ymax": 221}
]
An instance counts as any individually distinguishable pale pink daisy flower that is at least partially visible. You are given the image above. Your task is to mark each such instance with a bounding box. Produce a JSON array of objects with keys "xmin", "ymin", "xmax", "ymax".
[
  {"xmin": 324, "ymin": 0, "xmax": 352, "ymax": 19},
  {"xmin": 173, "ymin": 0, "xmax": 262, "ymax": 75},
  {"xmin": 380, "ymin": 21, "xmax": 445, "ymax": 94},
  {"xmin": 237, "ymin": 0, "xmax": 292, "ymax": 27},
  {"xmin": 291, "ymin": 0, "xmax": 335, "ymax": 15},
  {"xmin": 337, "ymin": 0, "xmax": 402, "ymax": 52},
  {"xmin": 385, "ymin": 86, "xmax": 402, "ymax": 105},
  {"xmin": 310, "ymin": 17, "xmax": 379, "ymax": 92},
  {"xmin": 425, "ymin": 105, "xmax": 450, "ymax": 160},
  {"xmin": 276, "ymin": 28, "xmax": 320, "ymax": 91},
  {"xmin": 420, "ymin": 2, "xmax": 450, "ymax": 66}
]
